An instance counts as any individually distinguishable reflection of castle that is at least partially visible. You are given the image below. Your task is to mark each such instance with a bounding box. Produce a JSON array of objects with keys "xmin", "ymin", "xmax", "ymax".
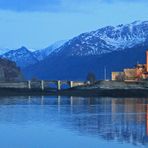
[
  {"xmin": 147, "ymin": 104, "xmax": 148, "ymax": 136},
  {"xmin": 26, "ymin": 96, "xmax": 148, "ymax": 145},
  {"xmin": 57, "ymin": 97, "xmax": 148, "ymax": 146},
  {"xmin": 112, "ymin": 51, "xmax": 148, "ymax": 81}
]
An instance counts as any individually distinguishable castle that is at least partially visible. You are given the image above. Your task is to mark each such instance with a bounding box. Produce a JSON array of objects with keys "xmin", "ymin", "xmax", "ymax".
[{"xmin": 112, "ymin": 51, "xmax": 148, "ymax": 81}]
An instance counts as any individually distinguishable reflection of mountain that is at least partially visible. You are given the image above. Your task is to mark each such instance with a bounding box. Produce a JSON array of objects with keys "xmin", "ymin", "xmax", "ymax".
[{"xmin": 0, "ymin": 96, "xmax": 148, "ymax": 146}]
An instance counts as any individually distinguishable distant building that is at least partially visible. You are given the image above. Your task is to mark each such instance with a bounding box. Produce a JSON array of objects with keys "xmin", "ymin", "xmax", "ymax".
[
  {"xmin": 124, "ymin": 68, "xmax": 137, "ymax": 80},
  {"xmin": 112, "ymin": 72, "xmax": 124, "ymax": 81},
  {"xmin": 112, "ymin": 50, "xmax": 148, "ymax": 81}
]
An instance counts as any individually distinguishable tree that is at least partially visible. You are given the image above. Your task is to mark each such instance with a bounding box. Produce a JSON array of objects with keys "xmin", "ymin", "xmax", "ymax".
[{"xmin": 86, "ymin": 72, "xmax": 96, "ymax": 84}]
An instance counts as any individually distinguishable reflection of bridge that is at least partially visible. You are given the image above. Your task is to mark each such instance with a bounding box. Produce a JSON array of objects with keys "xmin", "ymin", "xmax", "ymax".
[{"xmin": 0, "ymin": 80, "xmax": 85, "ymax": 90}]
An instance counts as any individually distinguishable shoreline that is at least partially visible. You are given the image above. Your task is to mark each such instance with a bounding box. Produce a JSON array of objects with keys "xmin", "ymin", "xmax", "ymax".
[
  {"xmin": 1, "ymin": 88, "xmax": 148, "ymax": 98},
  {"xmin": 0, "ymin": 80, "xmax": 148, "ymax": 98}
]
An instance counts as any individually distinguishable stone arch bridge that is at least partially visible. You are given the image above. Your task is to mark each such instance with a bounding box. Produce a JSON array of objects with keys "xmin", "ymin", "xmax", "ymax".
[
  {"xmin": 0, "ymin": 80, "xmax": 85, "ymax": 90},
  {"xmin": 28, "ymin": 80, "xmax": 85, "ymax": 90}
]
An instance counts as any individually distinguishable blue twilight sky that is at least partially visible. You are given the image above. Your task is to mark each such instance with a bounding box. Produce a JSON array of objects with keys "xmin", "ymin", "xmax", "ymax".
[{"xmin": 0, "ymin": 0, "xmax": 148, "ymax": 50}]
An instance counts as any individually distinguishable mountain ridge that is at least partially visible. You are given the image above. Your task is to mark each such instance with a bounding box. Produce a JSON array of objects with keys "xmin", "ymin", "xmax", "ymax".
[
  {"xmin": 23, "ymin": 20, "xmax": 148, "ymax": 80},
  {"xmin": 1, "ymin": 46, "xmax": 39, "ymax": 68},
  {"xmin": 0, "ymin": 40, "xmax": 67, "ymax": 68},
  {"xmin": 1, "ymin": 20, "xmax": 148, "ymax": 80},
  {"xmin": 33, "ymin": 40, "xmax": 67, "ymax": 60},
  {"xmin": 51, "ymin": 21, "xmax": 148, "ymax": 56}
]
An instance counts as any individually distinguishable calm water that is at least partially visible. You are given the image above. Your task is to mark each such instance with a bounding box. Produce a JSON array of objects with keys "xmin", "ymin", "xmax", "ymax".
[{"xmin": 0, "ymin": 96, "xmax": 147, "ymax": 148}]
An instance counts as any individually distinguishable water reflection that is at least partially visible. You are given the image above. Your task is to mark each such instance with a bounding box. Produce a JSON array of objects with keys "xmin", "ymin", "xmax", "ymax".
[{"xmin": 0, "ymin": 96, "xmax": 147, "ymax": 147}]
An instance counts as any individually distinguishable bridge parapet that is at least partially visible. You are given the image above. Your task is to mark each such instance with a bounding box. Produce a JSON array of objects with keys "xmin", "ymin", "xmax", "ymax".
[
  {"xmin": 72, "ymin": 81, "xmax": 85, "ymax": 87},
  {"xmin": 0, "ymin": 80, "xmax": 85, "ymax": 90}
]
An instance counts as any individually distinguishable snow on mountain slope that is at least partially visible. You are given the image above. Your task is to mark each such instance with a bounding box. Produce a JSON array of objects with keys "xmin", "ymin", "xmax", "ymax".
[
  {"xmin": 0, "ymin": 40, "xmax": 66, "ymax": 68},
  {"xmin": 1, "ymin": 46, "xmax": 38, "ymax": 68},
  {"xmin": 0, "ymin": 48, "xmax": 11, "ymax": 55},
  {"xmin": 2, "ymin": 20, "xmax": 148, "ymax": 71},
  {"xmin": 52, "ymin": 21, "xmax": 148, "ymax": 56},
  {"xmin": 34, "ymin": 40, "xmax": 67, "ymax": 60}
]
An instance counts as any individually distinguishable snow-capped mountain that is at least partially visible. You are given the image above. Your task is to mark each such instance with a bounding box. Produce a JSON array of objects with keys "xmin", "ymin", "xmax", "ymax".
[
  {"xmin": 3, "ymin": 20, "xmax": 148, "ymax": 80},
  {"xmin": 23, "ymin": 21, "xmax": 148, "ymax": 80},
  {"xmin": 0, "ymin": 40, "xmax": 67, "ymax": 68},
  {"xmin": 0, "ymin": 48, "xmax": 11, "ymax": 55},
  {"xmin": 52, "ymin": 21, "xmax": 148, "ymax": 56},
  {"xmin": 1, "ymin": 46, "xmax": 38, "ymax": 68},
  {"xmin": 34, "ymin": 40, "xmax": 67, "ymax": 60}
]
